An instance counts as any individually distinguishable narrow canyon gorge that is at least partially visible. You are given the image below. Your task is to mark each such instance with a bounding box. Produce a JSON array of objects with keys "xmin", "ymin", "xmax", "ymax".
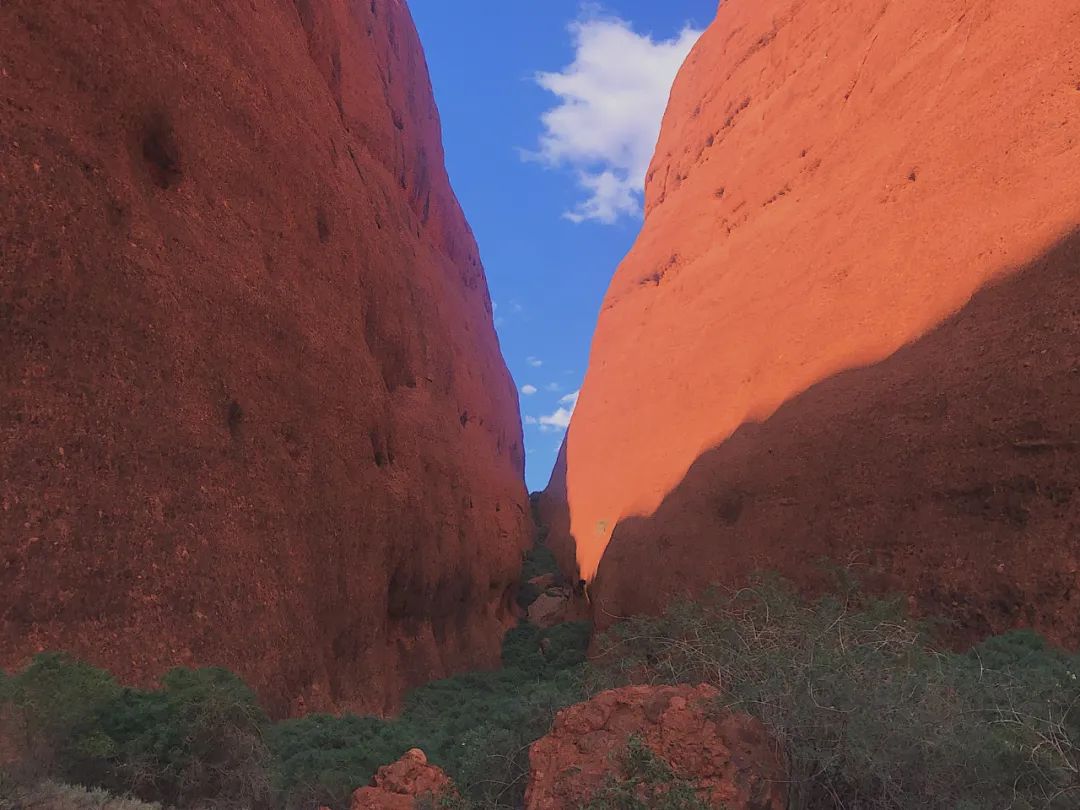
[{"xmin": 2, "ymin": 0, "xmax": 1080, "ymax": 806}]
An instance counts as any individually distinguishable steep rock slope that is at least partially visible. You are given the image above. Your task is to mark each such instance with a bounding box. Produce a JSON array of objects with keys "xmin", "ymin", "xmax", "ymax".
[
  {"xmin": 542, "ymin": 0, "xmax": 1080, "ymax": 640},
  {"xmin": 0, "ymin": 0, "xmax": 529, "ymax": 715}
]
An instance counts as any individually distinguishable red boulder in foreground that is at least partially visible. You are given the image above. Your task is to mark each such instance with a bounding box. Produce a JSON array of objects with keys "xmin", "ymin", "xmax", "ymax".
[
  {"xmin": 352, "ymin": 749, "xmax": 455, "ymax": 810},
  {"xmin": 0, "ymin": 0, "xmax": 528, "ymax": 715},
  {"xmin": 541, "ymin": 0, "xmax": 1080, "ymax": 643},
  {"xmin": 525, "ymin": 684, "xmax": 787, "ymax": 809}
]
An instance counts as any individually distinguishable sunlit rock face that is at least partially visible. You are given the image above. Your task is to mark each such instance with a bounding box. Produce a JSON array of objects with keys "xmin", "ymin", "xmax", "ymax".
[
  {"xmin": 542, "ymin": 0, "xmax": 1080, "ymax": 641},
  {"xmin": 0, "ymin": 0, "xmax": 529, "ymax": 716}
]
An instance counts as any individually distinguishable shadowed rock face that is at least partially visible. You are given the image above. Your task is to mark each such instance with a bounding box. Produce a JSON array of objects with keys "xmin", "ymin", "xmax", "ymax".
[
  {"xmin": 0, "ymin": 0, "xmax": 529, "ymax": 716},
  {"xmin": 593, "ymin": 232, "xmax": 1080, "ymax": 642},
  {"xmin": 541, "ymin": 0, "xmax": 1080, "ymax": 640}
]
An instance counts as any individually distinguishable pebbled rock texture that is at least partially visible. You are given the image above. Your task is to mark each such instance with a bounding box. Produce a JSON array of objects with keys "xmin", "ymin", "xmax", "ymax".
[
  {"xmin": 351, "ymin": 749, "xmax": 455, "ymax": 810},
  {"xmin": 541, "ymin": 0, "xmax": 1080, "ymax": 642},
  {"xmin": 525, "ymin": 684, "xmax": 787, "ymax": 810},
  {"xmin": 0, "ymin": 0, "xmax": 529, "ymax": 715}
]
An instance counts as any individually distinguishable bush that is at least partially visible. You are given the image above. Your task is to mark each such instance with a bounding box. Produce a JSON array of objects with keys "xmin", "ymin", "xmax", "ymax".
[
  {"xmin": 269, "ymin": 620, "xmax": 591, "ymax": 810},
  {"xmin": 9, "ymin": 589, "xmax": 1079, "ymax": 810},
  {"xmin": 595, "ymin": 576, "xmax": 1080, "ymax": 809},
  {"xmin": 0, "ymin": 623, "xmax": 590, "ymax": 810},
  {"xmin": 398, "ymin": 663, "xmax": 584, "ymax": 806},
  {"xmin": 516, "ymin": 544, "xmax": 562, "ymax": 610},
  {"xmin": 0, "ymin": 657, "xmax": 271, "ymax": 809},
  {"xmin": 268, "ymin": 714, "xmax": 412, "ymax": 810},
  {"xmin": 0, "ymin": 780, "xmax": 162, "ymax": 810},
  {"xmin": 374, "ymin": 620, "xmax": 587, "ymax": 808},
  {"xmin": 501, "ymin": 621, "xmax": 589, "ymax": 677},
  {"xmin": 102, "ymin": 667, "xmax": 271, "ymax": 809},
  {"xmin": 1, "ymin": 653, "xmax": 122, "ymax": 783},
  {"xmin": 520, "ymin": 545, "xmax": 559, "ymax": 583}
]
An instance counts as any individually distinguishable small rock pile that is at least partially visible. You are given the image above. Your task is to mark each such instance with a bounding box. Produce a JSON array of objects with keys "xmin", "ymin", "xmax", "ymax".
[
  {"xmin": 349, "ymin": 749, "xmax": 456, "ymax": 809},
  {"xmin": 525, "ymin": 684, "xmax": 787, "ymax": 810}
]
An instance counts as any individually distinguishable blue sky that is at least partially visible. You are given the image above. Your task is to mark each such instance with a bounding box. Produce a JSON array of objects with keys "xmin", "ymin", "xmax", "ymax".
[{"xmin": 409, "ymin": 1, "xmax": 715, "ymax": 491}]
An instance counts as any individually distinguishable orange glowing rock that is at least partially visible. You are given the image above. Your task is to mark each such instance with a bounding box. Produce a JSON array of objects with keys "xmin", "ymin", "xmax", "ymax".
[{"xmin": 543, "ymin": 0, "xmax": 1080, "ymax": 642}]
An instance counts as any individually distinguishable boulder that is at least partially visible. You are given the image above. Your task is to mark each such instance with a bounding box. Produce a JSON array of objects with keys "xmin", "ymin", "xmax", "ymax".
[
  {"xmin": 352, "ymin": 749, "xmax": 455, "ymax": 810},
  {"xmin": 528, "ymin": 574, "xmax": 558, "ymax": 591},
  {"xmin": 527, "ymin": 590, "xmax": 574, "ymax": 629},
  {"xmin": 525, "ymin": 684, "xmax": 786, "ymax": 809}
]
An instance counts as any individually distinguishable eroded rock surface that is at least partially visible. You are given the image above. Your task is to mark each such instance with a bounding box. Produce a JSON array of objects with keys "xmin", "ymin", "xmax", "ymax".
[
  {"xmin": 542, "ymin": 0, "xmax": 1080, "ymax": 642},
  {"xmin": 0, "ymin": 0, "xmax": 529, "ymax": 715},
  {"xmin": 351, "ymin": 749, "xmax": 455, "ymax": 810},
  {"xmin": 525, "ymin": 684, "xmax": 787, "ymax": 809}
]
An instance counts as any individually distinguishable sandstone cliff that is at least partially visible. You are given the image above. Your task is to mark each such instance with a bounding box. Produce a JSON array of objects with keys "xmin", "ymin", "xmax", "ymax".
[
  {"xmin": 542, "ymin": 0, "xmax": 1080, "ymax": 642},
  {"xmin": 0, "ymin": 0, "xmax": 529, "ymax": 715}
]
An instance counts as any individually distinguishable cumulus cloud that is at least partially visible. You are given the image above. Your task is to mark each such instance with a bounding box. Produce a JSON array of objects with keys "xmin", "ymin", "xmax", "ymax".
[
  {"xmin": 539, "ymin": 407, "xmax": 575, "ymax": 430},
  {"xmin": 521, "ymin": 384, "xmax": 538, "ymax": 396},
  {"xmin": 533, "ymin": 389, "xmax": 581, "ymax": 432},
  {"xmin": 527, "ymin": 356, "xmax": 544, "ymax": 368},
  {"xmin": 545, "ymin": 382, "xmax": 562, "ymax": 392},
  {"xmin": 528, "ymin": 13, "xmax": 702, "ymax": 224}
]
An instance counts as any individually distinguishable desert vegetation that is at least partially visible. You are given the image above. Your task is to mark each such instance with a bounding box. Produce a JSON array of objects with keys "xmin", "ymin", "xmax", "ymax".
[
  {"xmin": 2, "ymin": 566, "xmax": 1078, "ymax": 810},
  {"xmin": 595, "ymin": 575, "xmax": 1080, "ymax": 809},
  {"xmin": 0, "ymin": 549, "xmax": 589, "ymax": 810}
]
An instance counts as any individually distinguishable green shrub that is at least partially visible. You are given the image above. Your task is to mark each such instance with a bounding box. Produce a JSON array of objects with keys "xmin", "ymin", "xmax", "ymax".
[
  {"xmin": 595, "ymin": 576, "xmax": 1080, "ymax": 809},
  {"xmin": 102, "ymin": 667, "xmax": 271, "ymax": 808},
  {"xmin": 540, "ymin": 622, "xmax": 591, "ymax": 672},
  {"xmin": 516, "ymin": 544, "xmax": 562, "ymax": 610},
  {"xmin": 268, "ymin": 714, "xmax": 413, "ymax": 810},
  {"xmin": 0, "ymin": 657, "xmax": 270, "ymax": 809},
  {"xmin": 0, "ymin": 780, "xmax": 162, "ymax": 810},
  {"xmin": 399, "ymin": 621, "xmax": 588, "ymax": 807},
  {"xmin": 268, "ymin": 620, "xmax": 590, "ymax": 810},
  {"xmin": 501, "ymin": 621, "xmax": 589, "ymax": 677},
  {"xmin": 520, "ymin": 545, "xmax": 559, "ymax": 583},
  {"xmin": 1, "ymin": 653, "xmax": 122, "ymax": 782},
  {"xmin": 959, "ymin": 630, "xmax": 1080, "ymax": 804}
]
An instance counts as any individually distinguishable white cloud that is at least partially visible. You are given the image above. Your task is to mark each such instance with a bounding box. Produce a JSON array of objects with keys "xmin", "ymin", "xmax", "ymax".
[
  {"xmin": 521, "ymin": 384, "xmax": 538, "ymax": 396},
  {"xmin": 527, "ymin": 356, "xmax": 544, "ymax": 368},
  {"xmin": 532, "ymin": 388, "xmax": 581, "ymax": 433},
  {"xmin": 539, "ymin": 407, "xmax": 575, "ymax": 430},
  {"xmin": 545, "ymin": 382, "xmax": 562, "ymax": 392},
  {"xmin": 528, "ymin": 13, "xmax": 702, "ymax": 224}
]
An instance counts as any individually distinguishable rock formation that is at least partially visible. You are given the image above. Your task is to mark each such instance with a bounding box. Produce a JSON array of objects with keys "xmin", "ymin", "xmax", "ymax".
[
  {"xmin": 525, "ymin": 684, "xmax": 786, "ymax": 809},
  {"xmin": 351, "ymin": 749, "xmax": 455, "ymax": 810},
  {"xmin": 0, "ymin": 0, "xmax": 529, "ymax": 715},
  {"xmin": 541, "ymin": 0, "xmax": 1080, "ymax": 641}
]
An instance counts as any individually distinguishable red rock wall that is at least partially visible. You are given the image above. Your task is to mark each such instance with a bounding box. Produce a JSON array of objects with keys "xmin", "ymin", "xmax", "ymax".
[
  {"xmin": 0, "ymin": 0, "xmax": 529, "ymax": 716},
  {"xmin": 543, "ymin": 0, "xmax": 1080, "ymax": 642}
]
